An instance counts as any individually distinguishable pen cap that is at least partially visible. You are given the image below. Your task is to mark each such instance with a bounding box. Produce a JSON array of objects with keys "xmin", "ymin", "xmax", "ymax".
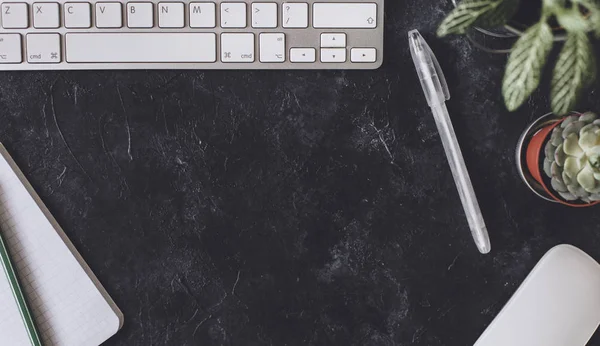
[{"xmin": 408, "ymin": 30, "xmax": 451, "ymax": 107}]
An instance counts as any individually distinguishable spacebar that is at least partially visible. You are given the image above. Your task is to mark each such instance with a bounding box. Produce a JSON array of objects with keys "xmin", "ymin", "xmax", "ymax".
[{"xmin": 65, "ymin": 33, "xmax": 217, "ymax": 63}]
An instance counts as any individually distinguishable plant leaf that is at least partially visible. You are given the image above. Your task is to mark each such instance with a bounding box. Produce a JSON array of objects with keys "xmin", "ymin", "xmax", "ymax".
[
  {"xmin": 591, "ymin": 12, "xmax": 600, "ymax": 37},
  {"xmin": 437, "ymin": 0, "xmax": 518, "ymax": 37},
  {"xmin": 574, "ymin": 0, "xmax": 600, "ymax": 36},
  {"xmin": 502, "ymin": 22, "xmax": 554, "ymax": 111},
  {"xmin": 475, "ymin": 0, "xmax": 520, "ymax": 27},
  {"xmin": 551, "ymin": 31, "xmax": 597, "ymax": 115},
  {"xmin": 555, "ymin": 5, "xmax": 592, "ymax": 32}
]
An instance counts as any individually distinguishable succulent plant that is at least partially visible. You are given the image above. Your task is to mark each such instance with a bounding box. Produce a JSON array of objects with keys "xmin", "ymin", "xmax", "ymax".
[{"xmin": 543, "ymin": 112, "xmax": 600, "ymax": 203}]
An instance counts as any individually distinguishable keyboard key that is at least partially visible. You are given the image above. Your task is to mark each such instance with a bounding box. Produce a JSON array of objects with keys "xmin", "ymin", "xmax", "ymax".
[
  {"xmin": 66, "ymin": 33, "xmax": 217, "ymax": 62},
  {"xmin": 252, "ymin": 2, "xmax": 276, "ymax": 28},
  {"xmin": 65, "ymin": 2, "xmax": 91, "ymax": 28},
  {"xmin": 33, "ymin": 2, "xmax": 59, "ymax": 28},
  {"xmin": 290, "ymin": 48, "xmax": 315, "ymax": 63},
  {"xmin": 351, "ymin": 48, "xmax": 376, "ymax": 63},
  {"xmin": 27, "ymin": 33, "xmax": 60, "ymax": 63},
  {"xmin": 127, "ymin": 2, "xmax": 153, "ymax": 28},
  {"xmin": 320, "ymin": 33, "xmax": 345, "ymax": 48},
  {"xmin": 313, "ymin": 3, "xmax": 377, "ymax": 28},
  {"xmin": 282, "ymin": 2, "xmax": 307, "ymax": 28},
  {"xmin": 96, "ymin": 2, "xmax": 122, "ymax": 28},
  {"xmin": 189, "ymin": 2, "xmax": 215, "ymax": 28},
  {"xmin": 320, "ymin": 48, "xmax": 345, "ymax": 63},
  {"xmin": 220, "ymin": 2, "xmax": 246, "ymax": 28},
  {"xmin": 158, "ymin": 2, "xmax": 184, "ymax": 28},
  {"xmin": 221, "ymin": 33, "xmax": 254, "ymax": 62},
  {"xmin": 0, "ymin": 34, "xmax": 22, "ymax": 63},
  {"xmin": 259, "ymin": 33, "xmax": 284, "ymax": 62},
  {"xmin": 1, "ymin": 3, "xmax": 28, "ymax": 29}
]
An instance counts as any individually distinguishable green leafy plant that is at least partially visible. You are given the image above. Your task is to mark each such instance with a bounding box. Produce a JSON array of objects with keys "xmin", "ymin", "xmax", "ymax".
[{"xmin": 438, "ymin": 0, "xmax": 600, "ymax": 115}]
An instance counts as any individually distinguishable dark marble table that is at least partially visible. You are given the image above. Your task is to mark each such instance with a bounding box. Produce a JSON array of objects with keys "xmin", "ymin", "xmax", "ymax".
[{"xmin": 2, "ymin": 0, "xmax": 600, "ymax": 345}]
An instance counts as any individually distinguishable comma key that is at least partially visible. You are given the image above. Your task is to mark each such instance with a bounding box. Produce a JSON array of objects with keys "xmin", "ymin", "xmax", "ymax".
[{"xmin": 0, "ymin": 34, "xmax": 22, "ymax": 63}]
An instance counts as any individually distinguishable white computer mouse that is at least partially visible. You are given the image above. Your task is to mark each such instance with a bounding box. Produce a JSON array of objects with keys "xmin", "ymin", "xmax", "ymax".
[{"xmin": 474, "ymin": 244, "xmax": 600, "ymax": 346}]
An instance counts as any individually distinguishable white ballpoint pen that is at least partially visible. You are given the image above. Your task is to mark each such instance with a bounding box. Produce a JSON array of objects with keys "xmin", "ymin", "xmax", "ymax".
[{"xmin": 408, "ymin": 30, "xmax": 491, "ymax": 254}]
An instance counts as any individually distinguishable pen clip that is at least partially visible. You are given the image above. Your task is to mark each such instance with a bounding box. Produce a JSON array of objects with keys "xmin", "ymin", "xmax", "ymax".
[
  {"xmin": 423, "ymin": 39, "xmax": 451, "ymax": 102},
  {"xmin": 408, "ymin": 30, "xmax": 451, "ymax": 105}
]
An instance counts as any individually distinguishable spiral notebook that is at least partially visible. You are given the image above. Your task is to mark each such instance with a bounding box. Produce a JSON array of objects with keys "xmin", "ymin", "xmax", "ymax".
[{"xmin": 0, "ymin": 143, "xmax": 123, "ymax": 345}]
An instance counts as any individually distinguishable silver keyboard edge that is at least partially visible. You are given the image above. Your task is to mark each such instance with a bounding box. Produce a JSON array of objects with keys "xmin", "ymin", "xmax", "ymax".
[{"xmin": 0, "ymin": 0, "xmax": 384, "ymax": 70}]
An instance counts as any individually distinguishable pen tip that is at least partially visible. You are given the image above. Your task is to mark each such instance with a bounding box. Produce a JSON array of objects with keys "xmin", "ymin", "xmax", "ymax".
[
  {"xmin": 474, "ymin": 228, "xmax": 491, "ymax": 254},
  {"xmin": 408, "ymin": 30, "xmax": 419, "ymax": 41},
  {"xmin": 408, "ymin": 30, "xmax": 424, "ymax": 51},
  {"xmin": 478, "ymin": 239, "xmax": 491, "ymax": 254}
]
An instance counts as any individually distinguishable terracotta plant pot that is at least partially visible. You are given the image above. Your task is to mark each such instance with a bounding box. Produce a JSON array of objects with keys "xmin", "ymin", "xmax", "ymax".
[{"xmin": 516, "ymin": 112, "xmax": 600, "ymax": 207}]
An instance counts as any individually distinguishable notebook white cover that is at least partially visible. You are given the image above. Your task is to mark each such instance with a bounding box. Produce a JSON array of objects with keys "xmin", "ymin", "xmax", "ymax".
[{"xmin": 0, "ymin": 144, "xmax": 123, "ymax": 345}]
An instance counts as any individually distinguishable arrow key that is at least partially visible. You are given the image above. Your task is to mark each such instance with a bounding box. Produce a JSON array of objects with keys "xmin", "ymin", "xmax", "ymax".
[
  {"xmin": 321, "ymin": 33, "xmax": 346, "ymax": 48},
  {"xmin": 320, "ymin": 48, "xmax": 345, "ymax": 63},
  {"xmin": 350, "ymin": 48, "xmax": 376, "ymax": 63},
  {"xmin": 290, "ymin": 48, "xmax": 315, "ymax": 63}
]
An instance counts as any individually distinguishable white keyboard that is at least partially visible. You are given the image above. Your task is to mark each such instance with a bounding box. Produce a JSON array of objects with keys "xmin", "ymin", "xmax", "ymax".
[{"xmin": 0, "ymin": 0, "xmax": 384, "ymax": 70}]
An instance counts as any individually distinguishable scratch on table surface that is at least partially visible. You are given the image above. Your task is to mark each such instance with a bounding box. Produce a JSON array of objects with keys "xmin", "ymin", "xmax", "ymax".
[
  {"xmin": 481, "ymin": 302, "xmax": 497, "ymax": 315},
  {"xmin": 209, "ymin": 289, "xmax": 229, "ymax": 311},
  {"xmin": 501, "ymin": 193, "xmax": 519, "ymax": 230},
  {"xmin": 208, "ymin": 77, "xmax": 219, "ymax": 121},
  {"xmin": 412, "ymin": 327, "xmax": 426, "ymax": 343},
  {"xmin": 231, "ymin": 270, "xmax": 241, "ymax": 295},
  {"xmin": 138, "ymin": 310, "xmax": 144, "ymax": 340},
  {"xmin": 117, "ymin": 87, "xmax": 133, "ymax": 161},
  {"xmin": 161, "ymin": 102, "xmax": 170, "ymax": 136},
  {"xmin": 447, "ymin": 252, "xmax": 461, "ymax": 271},
  {"xmin": 73, "ymin": 84, "xmax": 78, "ymax": 105},
  {"xmin": 50, "ymin": 93, "xmax": 91, "ymax": 180},
  {"xmin": 370, "ymin": 123, "xmax": 394, "ymax": 162},
  {"xmin": 56, "ymin": 166, "xmax": 67, "ymax": 187},
  {"xmin": 193, "ymin": 314, "xmax": 213, "ymax": 336},
  {"xmin": 41, "ymin": 105, "xmax": 51, "ymax": 141},
  {"xmin": 438, "ymin": 304, "xmax": 456, "ymax": 319},
  {"xmin": 170, "ymin": 276, "xmax": 177, "ymax": 293},
  {"xmin": 176, "ymin": 277, "xmax": 207, "ymax": 308},
  {"xmin": 98, "ymin": 116, "xmax": 122, "ymax": 172},
  {"xmin": 184, "ymin": 308, "xmax": 199, "ymax": 324}
]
